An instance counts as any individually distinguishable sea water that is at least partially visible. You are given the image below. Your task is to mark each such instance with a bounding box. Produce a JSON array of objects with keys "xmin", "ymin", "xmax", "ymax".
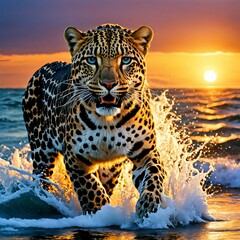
[{"xmin": 0, "ymin": 88, "xmax": 239, "ymax": 238}]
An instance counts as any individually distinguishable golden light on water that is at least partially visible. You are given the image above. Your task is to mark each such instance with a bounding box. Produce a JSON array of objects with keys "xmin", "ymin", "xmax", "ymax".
[{"xmin": 204, "ymin": 70, "xmax": 217, "ymax": 83}]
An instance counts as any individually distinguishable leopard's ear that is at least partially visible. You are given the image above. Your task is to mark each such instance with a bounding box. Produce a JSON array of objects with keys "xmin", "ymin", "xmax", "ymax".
[
  {"xmin": 64, "ymin": 27, "xmax": 88, "ymax": 56},
  {"xmin": 130, "ymin": 26, "xmax": 153, "ymax": 55}
]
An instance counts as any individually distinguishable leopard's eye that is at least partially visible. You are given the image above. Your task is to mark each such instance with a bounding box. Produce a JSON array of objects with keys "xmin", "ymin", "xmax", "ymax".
[
  {"xmin": 86, "ymin": 56, "xmax": 97, "ymax": 65},
  {"xmin": 121, "ymin": 57, "xmax": 132, "ymax": 65}
]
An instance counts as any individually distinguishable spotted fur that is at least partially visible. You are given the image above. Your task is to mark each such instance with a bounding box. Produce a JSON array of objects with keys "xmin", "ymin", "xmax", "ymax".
[{"xmin": 22, "ymin": 24, "xmax": 166, "ymax": 218}]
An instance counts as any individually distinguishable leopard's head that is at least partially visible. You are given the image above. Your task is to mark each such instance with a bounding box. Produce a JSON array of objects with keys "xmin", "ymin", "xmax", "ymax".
[{"xmin": 64, "ymin": 24, "xmax": 153, "ymax": 117}]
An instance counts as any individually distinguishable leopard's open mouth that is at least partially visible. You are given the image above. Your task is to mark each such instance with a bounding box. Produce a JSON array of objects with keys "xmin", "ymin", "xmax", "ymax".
[
  {"xmin": 96, "ymin": 94, "xmax": 121, "ymax": 108},
  {"xmin": 101, "ymin": 94, "xmax": 116, "ymax": 104}
]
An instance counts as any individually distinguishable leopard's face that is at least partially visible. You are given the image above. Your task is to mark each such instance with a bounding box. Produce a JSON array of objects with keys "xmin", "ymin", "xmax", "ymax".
[{"xmin": 64, "ymin": 24, "xmax": 153, "ymax": 116}]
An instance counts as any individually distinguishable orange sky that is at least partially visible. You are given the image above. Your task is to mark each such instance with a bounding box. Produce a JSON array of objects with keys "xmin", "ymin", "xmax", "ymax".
[
  {"xmin": 0, "ymin": 0, "xmax": 239, "ymax": 88},
  {"xmin": 147, "ymin": 52, "xmax": 240, "ymax": 89},
  {"xmin": 0, "ymin": 51, "xmax": 239, "ymax": 89}
]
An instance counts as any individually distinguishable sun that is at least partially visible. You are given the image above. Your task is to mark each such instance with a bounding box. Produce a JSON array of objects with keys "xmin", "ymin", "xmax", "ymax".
[{"xmin": 204, "ymin": 70, "xmax": 217, "ymax": 83}]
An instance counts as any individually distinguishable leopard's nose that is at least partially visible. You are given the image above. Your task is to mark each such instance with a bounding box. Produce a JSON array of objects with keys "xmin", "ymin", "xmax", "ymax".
[{"xmin": 99, "ymin": 79, "xmax": 118, "ymax": 90}]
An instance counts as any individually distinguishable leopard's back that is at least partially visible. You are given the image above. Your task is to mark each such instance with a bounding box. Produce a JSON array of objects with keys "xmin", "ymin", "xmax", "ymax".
[{"xmin": 22, "ymin": 61, "xmax": 71, "ymax": 153}]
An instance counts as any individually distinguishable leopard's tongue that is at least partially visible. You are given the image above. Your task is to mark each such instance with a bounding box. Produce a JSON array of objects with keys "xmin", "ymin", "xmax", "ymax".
[{"xmin": 101, "ymin": 95, "xmax": 116, "ymax": 104}]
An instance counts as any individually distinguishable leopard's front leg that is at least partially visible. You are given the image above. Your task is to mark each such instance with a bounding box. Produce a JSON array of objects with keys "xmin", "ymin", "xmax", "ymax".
[
  {"xmin": 130, "ymin": 149, "xmax": 167, "ymax": 219},
  {"xmin": 64, "ymin": 154, "xmax": 110, "ymax": 214}
]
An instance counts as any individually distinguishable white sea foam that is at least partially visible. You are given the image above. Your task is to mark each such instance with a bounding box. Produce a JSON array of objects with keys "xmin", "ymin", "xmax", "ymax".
[
  {"xmin": 0, "ymin": 91, "xmax": 238, "ymax": 231},
  {"xmin": 209, "ymin": 158, "xmax": 240, "ymax": 188}
]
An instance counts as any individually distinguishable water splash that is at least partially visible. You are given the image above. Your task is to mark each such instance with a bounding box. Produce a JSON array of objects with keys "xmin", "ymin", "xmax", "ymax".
[{"xmin": 0, "ymin": 91, "xmax": 213, "ymax": 230}]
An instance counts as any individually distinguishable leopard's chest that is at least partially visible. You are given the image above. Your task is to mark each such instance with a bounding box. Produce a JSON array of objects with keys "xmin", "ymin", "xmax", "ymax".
[{"xmin": 71, "ymin": 127, "xmax": 134, "ymax": 162}]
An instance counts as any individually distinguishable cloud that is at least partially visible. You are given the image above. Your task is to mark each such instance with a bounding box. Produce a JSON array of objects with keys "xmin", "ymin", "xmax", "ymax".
[
  {"xmin": 0, "ymin": 0, "xmax": 240, "ymax": 54},
  {"xmin": 0, "ymin": 59, "xmax": 10, "ymax": 62}
]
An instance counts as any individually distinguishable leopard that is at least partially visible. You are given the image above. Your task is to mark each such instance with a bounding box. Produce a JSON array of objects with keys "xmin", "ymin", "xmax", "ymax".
[{"xmin": 22, "ymin": 24, "xmax": 167, "ymax": 219}]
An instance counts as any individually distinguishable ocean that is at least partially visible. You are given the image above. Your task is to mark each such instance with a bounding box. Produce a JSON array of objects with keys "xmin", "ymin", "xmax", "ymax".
[{"xmin": 0, "ymin": 88, "xmax": 239, "ymax": 239}]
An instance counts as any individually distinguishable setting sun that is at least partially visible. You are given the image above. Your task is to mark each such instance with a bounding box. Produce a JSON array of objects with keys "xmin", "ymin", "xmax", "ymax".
[{"xmin": 204, "ymin": 70, "xmax": 217, "ymax": 83}]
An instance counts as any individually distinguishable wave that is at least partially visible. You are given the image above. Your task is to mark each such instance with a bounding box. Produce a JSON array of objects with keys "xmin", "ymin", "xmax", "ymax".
[
  {"xmin": 192, "ymin": 136, "xmax": 240, "ymax": 158},
  {"xmin": 196, "ymin": 114, "xmax": 240, "ymax": 123},
  {"xmin": 208, "ymin": 138, "xmax": 240, "ymax": 155},
  {"xmin": 192, "ymin": 126, "xmax": 240, "ymax": 136},
  {"xmin": 0, "ymin": 191, "xmax": 62, "ymax": 219},
  {"xmin": 165, "ymin": 89, "xmax": 240, "ymax": 104},
  {"xmin": 208, "ymin": 102, "xmax": 240, "ymax": 110},
  {"xmin": 0, "ymin": 117, "xmax": 20, "ymax": 123},
  {"xmin": 1, "ymin": 101, "xmax": 22, "ymax": 108},
  {"xmin": 231, "ymin": 97, "xmax": 240, "ymax": 101},
  {"xmin": 191, "ymin": 106, "xmax": 240, "ymax": 117},
  {"xmin": 200, "ymin": 158, "xmax": 240, "ymax": 188},
  {"xmin": 223, "ymin": 114, "xmax": 240, "ymax": 122}
]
